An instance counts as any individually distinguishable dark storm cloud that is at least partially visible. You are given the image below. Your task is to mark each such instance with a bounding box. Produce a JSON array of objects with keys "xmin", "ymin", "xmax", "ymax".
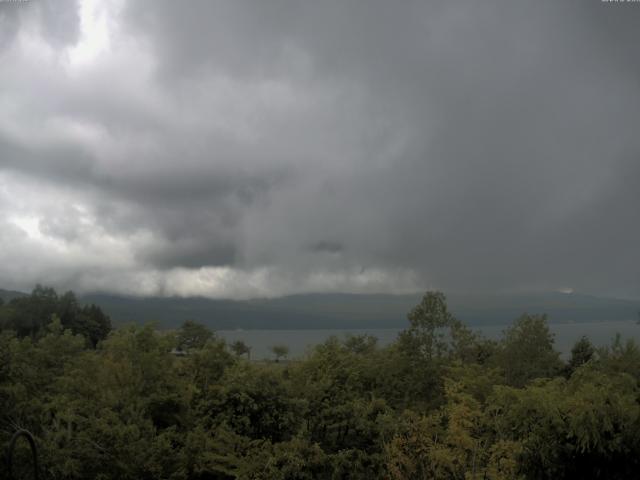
[
  {"xmin": 311, "ymin": 241, "xmax": 343, "ymax": 255},
  {"xmin": 0, "ymin": 0, "xmax": 639, "ymax": 298},
  {"xmin": 0, "ymin": 128, "xmax": 279, "ymax": 259}
]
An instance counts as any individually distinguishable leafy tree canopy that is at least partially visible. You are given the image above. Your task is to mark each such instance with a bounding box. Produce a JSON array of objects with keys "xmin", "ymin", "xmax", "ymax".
[{"xmin": 1, "ymin": 289, "xmax": 639, "ymax": 479}]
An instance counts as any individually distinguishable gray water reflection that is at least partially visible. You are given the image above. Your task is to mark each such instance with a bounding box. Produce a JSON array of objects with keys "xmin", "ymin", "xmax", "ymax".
[{"xmin": 217, "ymin": 320, "xmax": 640, "ymax": 360}]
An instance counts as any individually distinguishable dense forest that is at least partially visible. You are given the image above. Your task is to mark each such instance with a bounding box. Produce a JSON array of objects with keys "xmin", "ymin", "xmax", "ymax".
[{"xmin": 2, "ymin": 288, "xmax": 640, "ymax": 479}]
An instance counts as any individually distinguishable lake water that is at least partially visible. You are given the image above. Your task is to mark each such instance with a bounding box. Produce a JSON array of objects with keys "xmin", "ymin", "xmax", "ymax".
[{"xmin": 217, "ymin": 321, "xmax": 640, "ymax": 360}]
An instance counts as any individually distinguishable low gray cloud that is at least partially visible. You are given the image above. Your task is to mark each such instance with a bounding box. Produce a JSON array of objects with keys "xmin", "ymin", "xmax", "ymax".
[
  {"xmin": 0, "ymin": 0, "xmax": 639, "ymax": 299},
  {"xmin": 0, "ymin": 0, "xmax": 80, "ymax": 50}
]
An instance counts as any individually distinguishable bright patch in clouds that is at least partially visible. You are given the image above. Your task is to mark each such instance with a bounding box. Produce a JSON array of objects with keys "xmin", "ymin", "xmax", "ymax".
[
  {"xmin": 9, "ymin": 215, "xmax": 42, "ymax": 240},
  {"xmin": 68, "ymin": 0, "xmax": 113, "ymax": 67}
]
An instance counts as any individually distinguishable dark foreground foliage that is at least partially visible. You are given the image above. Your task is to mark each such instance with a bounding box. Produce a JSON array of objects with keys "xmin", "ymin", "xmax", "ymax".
[
  {"xmin": 0, "ymin": 285, "xmax": 111, "ymax": 348},
  {"xmin": 2, "ymin": 290, "xmax": 640, "ymax": 479}
]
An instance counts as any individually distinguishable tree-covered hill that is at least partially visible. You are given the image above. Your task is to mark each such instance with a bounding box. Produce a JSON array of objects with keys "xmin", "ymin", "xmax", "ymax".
[{"xmin": 0, "ymin": 288, "xmax": 27, "ymax": 303}]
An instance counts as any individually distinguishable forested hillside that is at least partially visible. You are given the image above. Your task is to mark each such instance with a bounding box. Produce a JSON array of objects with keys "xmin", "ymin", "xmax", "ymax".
[
  {"xmin": 2, "ymin": 289, "xmax": 640, "ymax": 479},
  {"xmin": 0, "ymin": 289, "xmax": 27, "ymax": 304}
]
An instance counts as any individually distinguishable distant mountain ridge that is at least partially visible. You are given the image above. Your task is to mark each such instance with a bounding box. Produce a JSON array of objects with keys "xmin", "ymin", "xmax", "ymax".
[
  {"xmin": 3, "ymin": 288, "xmax": 639, "ymax": 330},
  {"xmin": 78, "ymin": 291, "xmax": 640, "ymax": 330},
  {"xmin": 0, "ymin": 288, "xmax": 28, "ymax": 303}
]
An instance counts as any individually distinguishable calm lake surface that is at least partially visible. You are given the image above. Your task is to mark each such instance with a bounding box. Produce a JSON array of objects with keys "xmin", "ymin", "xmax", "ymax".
[{"xmin": 217, "ymin": 321, "xmax": 640, "ymax": 360}]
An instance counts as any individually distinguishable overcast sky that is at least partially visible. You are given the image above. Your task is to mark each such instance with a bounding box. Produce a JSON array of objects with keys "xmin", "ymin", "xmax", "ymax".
[{"xmin": 0, "ymin": 0, "xmax": 639, "ymax": 299}]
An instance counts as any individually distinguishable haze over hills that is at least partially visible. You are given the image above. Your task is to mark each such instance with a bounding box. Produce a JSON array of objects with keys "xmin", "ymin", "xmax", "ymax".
[
  {"xmin": 76, "ymin": 291, "xmax": 640, "ymax": 330},
  {"xmin": 3, "ymin": 287, "xmax": 638, "ymax": 330},
  {"xmin": 0, "ymin": 288, "xmax": 28, "ymax": 303}
]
